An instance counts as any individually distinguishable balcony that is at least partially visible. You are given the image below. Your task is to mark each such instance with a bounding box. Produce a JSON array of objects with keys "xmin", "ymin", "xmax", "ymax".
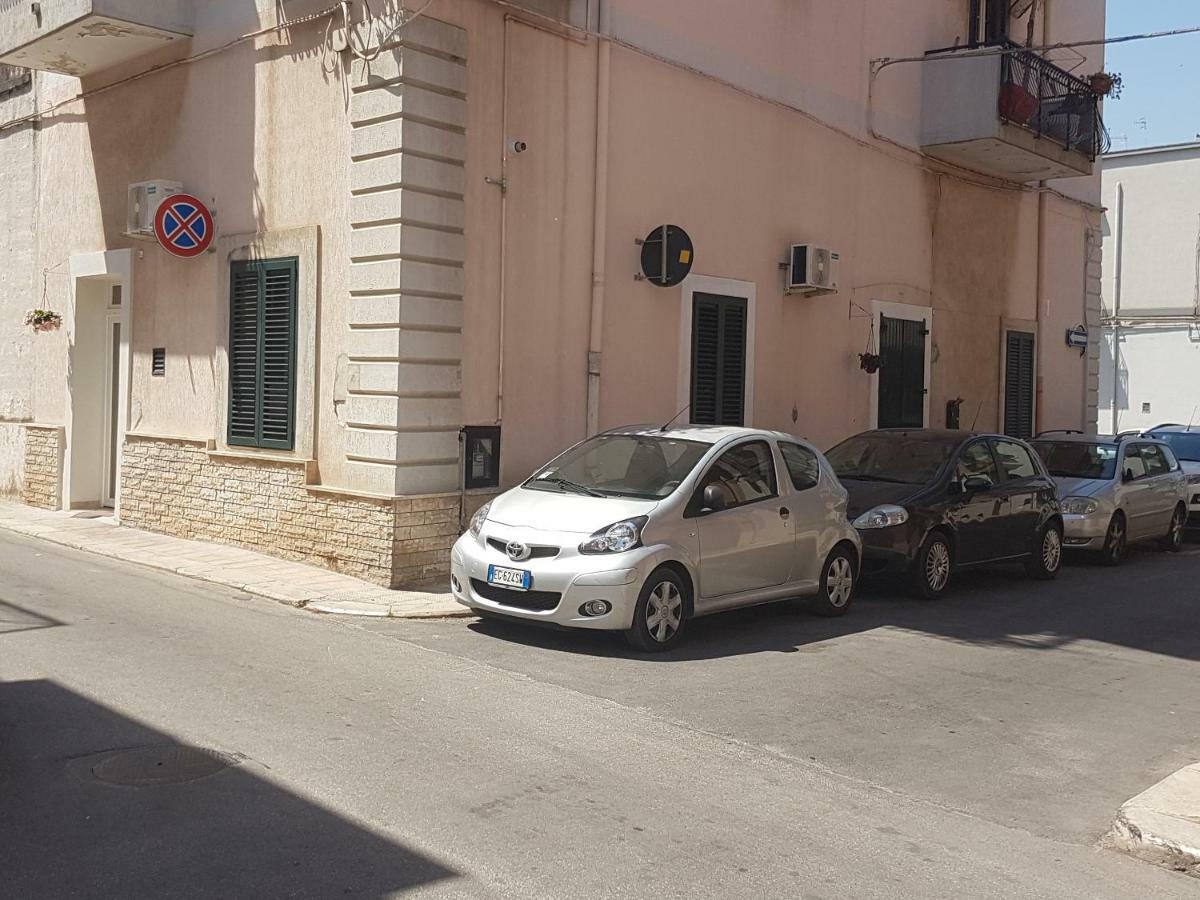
[
  {"xmin": 920, "ymin": 46, "xmax": 1105, "ymax": 182},
  {"xmin": 0, "ymin": 1, "xmax": 193, "ymax": 77}
]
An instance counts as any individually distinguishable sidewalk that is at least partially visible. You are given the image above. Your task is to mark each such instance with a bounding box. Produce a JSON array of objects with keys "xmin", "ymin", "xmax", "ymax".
[
  {"xmin": 1111, "ymin": 762, "xmax": 1200, "ymax": 877},
  {"xmin": 0, "ymin": 502, "xmax": 465, "ymax": 620}
]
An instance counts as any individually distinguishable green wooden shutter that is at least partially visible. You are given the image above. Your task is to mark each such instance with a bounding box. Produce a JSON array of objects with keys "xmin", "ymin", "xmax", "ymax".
[
  {"xmin": 228, "ymin": 258, "xmax": 298, "ymax": 450},
  {"xmin": 1004, "ymin": 331, "xmax": 1036, "ymax": 439},
  {"xmin": 690, "ymin": 293, "xmax": 747, "ymax": 427}
]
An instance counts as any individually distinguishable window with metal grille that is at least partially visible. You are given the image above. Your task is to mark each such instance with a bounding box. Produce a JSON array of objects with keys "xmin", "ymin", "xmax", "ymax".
[
  {"xmin": 690, "ymin": 293, "xmax": 747, "ymax": 427},
  {"xmin": 1004, "ymin": 331, "xmax": 1036, "ymax": 440},
  {"xmin": 228, "ymin": 258, "xmax": 298, "ymax": 450}
]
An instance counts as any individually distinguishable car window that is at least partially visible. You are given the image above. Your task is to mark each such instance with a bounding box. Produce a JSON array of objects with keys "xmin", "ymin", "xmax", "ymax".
[
  {"xmin": 697, "ymin": 441, "xmax": 778, "ymax": 508},
  {"xmin": 1122, "ymin": 445, "xmax": 1148, "ymax": 480},
  {"xmin": 826, "ymin": 434, "xmax": 954, "ymax": 485},
  {"xmin": 1150, "ymin": 431, "xmax": 1200, "ymax": 462},
  {"xmin": 1140, "ymin": 444, "xmax": 1170, "ymax": 477},
  {"xmin": 957, "ymin": 441, "xmax": 1000, "ymax": 487},
  {"xmin": 1160, "ymin": 445, "xmax": 1180, "ymax": 471},
  {"xmin": 779, "ymin": 442, "xmax": 820, "ymax": 491},
  {"xmin": 1031, "ymin": 440, "xmax": 1118, "ymax": 480},
  {"xmin": 525, "ymin": 433, "xmax": 710, "ymax": 499},
  {"xmin": 992, "ymin": 440, "xmax": 1038, "ymax": 480}
]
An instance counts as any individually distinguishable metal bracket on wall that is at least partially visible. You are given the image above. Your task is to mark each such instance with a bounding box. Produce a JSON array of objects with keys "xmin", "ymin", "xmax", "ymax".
[{"xmin": 484, "ymin": 176, "xmax": 507, "ymax": 194}]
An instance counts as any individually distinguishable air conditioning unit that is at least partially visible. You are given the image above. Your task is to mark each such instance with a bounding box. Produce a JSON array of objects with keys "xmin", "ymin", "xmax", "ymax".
[
  {"xmin": 786, "ymin": 244, "xmax": 840, "ymax": 294},
  {"xmin": 126, "ymin": 180, "xmax": 183, "ymax": 239}
]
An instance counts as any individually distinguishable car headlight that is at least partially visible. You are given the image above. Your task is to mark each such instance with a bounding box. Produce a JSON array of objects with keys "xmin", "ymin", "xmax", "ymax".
[
  {"xmin": 579, "ymin": 517, "xmax": 648, "ymax": 554},
  {"xmin": 1061, "ymin": 496, "xmax": 1099, "ymax": 515},
  {"xmin": 852, "ymin": 505, "xmax": 908, "ymax": 529},
  {"xmin": 469, "ymin": 501, "xmax": 492, "ymax": 537}
]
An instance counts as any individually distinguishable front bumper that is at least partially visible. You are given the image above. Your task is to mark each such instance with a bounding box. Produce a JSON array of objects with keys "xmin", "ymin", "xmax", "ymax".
[
  {"xmin": 450, "ymin": 531, "xmax": 666, "ymax": 631},
  {"xmin": 1061, "ymin": 511, "xmax": 1110, "ymax": 550},
  {"xmin": 856, "ymin": 525, "xmax": 918, "ymax": 574}
]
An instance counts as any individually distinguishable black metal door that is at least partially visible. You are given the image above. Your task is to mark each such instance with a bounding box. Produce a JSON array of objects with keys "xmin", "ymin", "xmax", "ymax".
[
  {"xmin": 691, "ymin": 293, "xmax": 747, "ymax": 426},
  {"xmin": 878, "ymin": 315, "xmax": 926, "ymax": 428},
  {"xmin": 1004, "ymin": 331, "xmax": 1035, "ymax": 439}
]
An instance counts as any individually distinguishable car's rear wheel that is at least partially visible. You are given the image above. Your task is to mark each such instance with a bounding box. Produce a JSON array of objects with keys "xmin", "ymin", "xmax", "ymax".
[
  {"xmin": 807, "ymin": 546, "xmax": 857, "ymax": 617},
  {"xmin": 910, "ymin": 532, "xmax": 952, "ymax": 600},
  {"xmin": 1025, "ymin": 521, "xmax": 1063, "ymax": 580},
  {"xmin": 1162, "ymin": 504, "xmax": 1186, "ymax": 552},
  {"xmin": 1100, "ymin": 512, "xmax": 1126, "ymax": 567},
  {"xmin": 625, "ymin": 568, "xmax": 688, "ymax": 652}
]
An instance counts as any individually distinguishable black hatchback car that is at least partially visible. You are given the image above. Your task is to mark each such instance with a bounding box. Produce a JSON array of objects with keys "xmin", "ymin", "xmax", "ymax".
[{"xmin": 825, "ymin": 429, "xmax": 1063, "ymax": 598}]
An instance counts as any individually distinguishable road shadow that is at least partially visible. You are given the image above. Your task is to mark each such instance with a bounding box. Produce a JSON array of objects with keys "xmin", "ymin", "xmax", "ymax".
[
  {"xmin": 0, "ymin": 598, "xmax": 63, "ymax": 636},
  {"xmin": 465, "ymin": 536, "xmax": 1200, "ymax": 663},
  {"xmin": 0, "ymin": 679, "xmax": 455, "ymax": 898}
]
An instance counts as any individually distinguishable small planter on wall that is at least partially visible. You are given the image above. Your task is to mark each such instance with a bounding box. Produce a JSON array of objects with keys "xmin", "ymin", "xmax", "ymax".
[
  {"xmin": 24, "ymin": 309, "xmax": 63, "ymax": 333},
  {"xmin": 859, "ymin": 353, "xmax": 882, "ymax": 374}
]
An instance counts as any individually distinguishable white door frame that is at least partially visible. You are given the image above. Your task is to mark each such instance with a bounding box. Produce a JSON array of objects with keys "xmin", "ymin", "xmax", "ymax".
[
  {"xmin": 65, "ymin": 250, "xmax": 133, "ymax": 517},
  {"xmin": 869, "ymin": 300, "xmax": 933, "ymax": 429},
  {"xmin": 676, "ymin": 274, "xmax": 757, "ymax": 427},
  {"xmin": 102, "ymin": 311, "xmax": 122, "ymax": 507}
]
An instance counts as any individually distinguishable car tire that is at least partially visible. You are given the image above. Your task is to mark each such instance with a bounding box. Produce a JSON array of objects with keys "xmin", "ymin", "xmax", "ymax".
[
  {"xmin": 625, "ymin": 567, "xmax": 689, "ymax": 653},
  {"xmin": 1025, "ymin": 521, "xmax": 1063, "ymax": 580},
  {"xmin": 910, "ymin": 531, "xmax": 953, "ymax": 600},
  {"xmin": 1100, "ymin": 512, "xmax": 1126, "ymax": 567},
  {"xmin": 1162, "ymin": 504, "xmax": 1186, "ymax": 553},
  {"xmin": 807, "ymin": 545, "xmax": 857, "ymax": 617}
]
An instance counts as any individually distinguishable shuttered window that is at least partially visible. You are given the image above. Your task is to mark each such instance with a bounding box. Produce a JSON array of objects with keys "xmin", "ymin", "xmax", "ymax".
[
  {"xmin": 878, "ymin": 315, "xmax": 927, "ymax": 429},
  {"xmin": 1004, "ymin": 331, "xmax": 1036, "ymax": 440},
  {"xmin": 228, "ymin": 258, "xmax": 298, "ymax": 450},
  {"xmin": 691, "ymin": 293, "xmax": 747, "ymax": 427}
]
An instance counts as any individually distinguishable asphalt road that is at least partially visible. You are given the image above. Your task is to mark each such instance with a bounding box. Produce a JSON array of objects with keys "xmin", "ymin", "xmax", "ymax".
[{"xmin": 2, "ymin": 528, "xmax": 1199, "ymax": 899}]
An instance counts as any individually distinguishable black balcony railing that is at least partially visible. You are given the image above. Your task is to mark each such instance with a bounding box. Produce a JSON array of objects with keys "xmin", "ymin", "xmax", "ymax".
[{"xmin": 999, "ymin": 49, "xmax": 1108, "ymax": 160}]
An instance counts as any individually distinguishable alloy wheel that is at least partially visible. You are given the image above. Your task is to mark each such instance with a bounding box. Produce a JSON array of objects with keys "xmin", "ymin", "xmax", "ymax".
[
  {"xmin": 1042, "ymin": 527, "xmax": 1062, "ymax": 572},
  {"xmin": 1107, "ymin": 517, "xmax": 1126, "ymax": 563},
  {"xmin": 645, "ymin": 580, "xmax": 683, "ymax": 643},
  {"xmin": 1169, "ymin": 508, "xmax": 1185, "ymax": 549},
  {"xmin": 925, "ymin": 541, "xmax": 951, "ymax": 592},
  {"xmin": 826, "ymin": 556, "xmax": 854, "ymax": 608}
]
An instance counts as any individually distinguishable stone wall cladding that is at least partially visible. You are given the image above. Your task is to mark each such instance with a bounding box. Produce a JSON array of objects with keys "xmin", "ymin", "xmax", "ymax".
[
  {"xmin": 120, "ymin": 435, "xmax": 463, "ymax": 587},
  {"xmin": 21, "ymin": 425, "xmax": 62, "ymax": 510}
]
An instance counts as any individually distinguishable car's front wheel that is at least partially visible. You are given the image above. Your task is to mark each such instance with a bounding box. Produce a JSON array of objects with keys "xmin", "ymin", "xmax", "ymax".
[
  {"xmin": 1100, "ymin": 512, "xmax": 1126, "ymax": 567},
  {"xmin": 1025, "ymin": 521, "xmax": 1063, "ymax": 580},
  {"xmin": 625, "ymin": 567, "xmax": 689, "ymax": 652},
  {"xmin": 910, "ymin": 531, "xmax": 952, "ymax": 600},
  {"xmin": 1162, "ymin": 504, "xmax": 1186, "ymax": 552},
  {"xmin": 807, "ymin": 545, "xmax": 857, "ymax": 617}
]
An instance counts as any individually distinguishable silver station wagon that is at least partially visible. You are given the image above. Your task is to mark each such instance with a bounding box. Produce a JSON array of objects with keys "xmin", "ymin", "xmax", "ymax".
[
  {"xmin": 451, "ymin": 426, "xmax": 862, "ymax": 651},
  {"xmin": 1030, "ymin": 431, "xmax": 1189, "ymax": 564}
]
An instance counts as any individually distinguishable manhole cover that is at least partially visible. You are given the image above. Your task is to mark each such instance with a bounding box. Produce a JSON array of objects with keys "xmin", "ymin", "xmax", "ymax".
[{"xmin": 91, "ymin": 746, "xmax": 237, "ymax": 786}]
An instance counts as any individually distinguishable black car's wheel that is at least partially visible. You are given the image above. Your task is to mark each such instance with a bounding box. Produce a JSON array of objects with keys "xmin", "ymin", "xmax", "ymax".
[
  {"xmin": 1025, "ymin": 521, "xmax": 1063, "ymax": 580},
  {"xmin": 625, "ymin": 567, "xmax": 689, "ymax": 652},
  {"xmin": 1100, "ymin": 512, "xmax": 1126, "ymax": 567},
  {"xmin": 1162, "ymin": 504, "xmax": 1186, "ymax": 552},
  {"xmin": 910, "ymin": 531, "xmax": 953, "ymax": 600},
  {"xmin": 807, "ymin": 545, "xmax": 857, "ymax": 617}
]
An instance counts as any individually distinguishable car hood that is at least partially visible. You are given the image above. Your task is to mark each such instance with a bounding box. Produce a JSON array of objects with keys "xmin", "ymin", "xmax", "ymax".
[
  {"xmin": 1053, "ymin": 476, "xmax": 1110, "ymax": 499},
  {"xmin": 1179, "ymin": 460, "xmax": 1200, "ymax": 476},
  {"xmin": 841, "ymin": 479, "xmax": 921, "ymax": 519},
  {"xmin": 487, "ymin": 487, "xmax": 659, "ymax": 535}
]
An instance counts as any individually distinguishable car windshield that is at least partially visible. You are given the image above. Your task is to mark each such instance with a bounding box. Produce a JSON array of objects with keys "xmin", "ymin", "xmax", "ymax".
[
  {"xmin": 1149, "ymin": 432, "xmax": 1200, "ymax": 462},
  {"xmin": 1031, "ymin": 441, "xmax": 1118, "ymax": 480},
  {"xmin": 825, "ymin": 435, "xmax": 954, "ymax": 485},
  {"xmin": 524, "ymin": 433, "xmax": 711, "ymax": 500}
]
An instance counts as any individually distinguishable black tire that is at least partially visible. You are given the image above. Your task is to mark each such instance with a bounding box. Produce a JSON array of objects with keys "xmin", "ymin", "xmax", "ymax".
[
  {"xmin": 807, "ymin": 545, "xmax": 857, "ymax": 617},
  {"xmin": 1162, "ymin": 504, "xmax": 1186, "ymax": 552},
  {"xmin": 910, "ymin": 531, "xmax": 953, "ymax": 600},
  {"xmin": 625, "ymin": 567, "xmax": 689, "ymax": 652},
  {"xmin": 1100, "ymin": 512, "xmax": 1126, "ymax": 567},
  {"xmin": 1025, "ymin": 521, "xmax": 1063, "ymax": 580}
]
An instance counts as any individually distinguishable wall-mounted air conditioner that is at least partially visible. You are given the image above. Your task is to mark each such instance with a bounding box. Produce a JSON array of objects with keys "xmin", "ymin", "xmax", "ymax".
[
  {"xmin": 126, "ymin": 180, "xmax": 183, "ymax": 239},
  {"xmin": 786, "ymin": 244, "xmax": 840, "ymax": 295}
]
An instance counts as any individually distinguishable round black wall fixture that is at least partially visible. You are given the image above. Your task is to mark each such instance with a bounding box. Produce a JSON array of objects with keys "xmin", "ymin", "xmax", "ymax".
[{"xmin": 639, "ymin": 225, "xmax": 693, "ymax": 288}]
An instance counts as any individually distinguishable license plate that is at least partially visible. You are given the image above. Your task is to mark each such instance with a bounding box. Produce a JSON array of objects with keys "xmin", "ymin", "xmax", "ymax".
[{"xmin": 487, "ymin": 564, "xmax": 532, "ymax": 591}]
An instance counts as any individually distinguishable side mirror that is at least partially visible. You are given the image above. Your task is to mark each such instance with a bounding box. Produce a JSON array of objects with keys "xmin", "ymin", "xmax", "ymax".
[
  {"xmin": 1122, "ymin": 468, "xmax": 1134, "ymax": 483},
  {"xmin": 701, "ymin": 484, "xmax": 727, "ymax": 514},
  {"xmin": 961, "ymin": 475, "xmax": 992, "ymax": 493}
]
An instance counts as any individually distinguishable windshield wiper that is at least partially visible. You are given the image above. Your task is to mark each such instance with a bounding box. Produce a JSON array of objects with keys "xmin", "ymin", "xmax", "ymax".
[{"xmin": 535, "ymin": 476, "xmax": 606, "ymax": 498}]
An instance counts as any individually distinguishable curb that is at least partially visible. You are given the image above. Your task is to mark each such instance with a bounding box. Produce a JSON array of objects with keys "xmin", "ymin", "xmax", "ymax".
[{"xmin": 1110, "ymin": 762, "xmax": 1200, "ymax": 877}]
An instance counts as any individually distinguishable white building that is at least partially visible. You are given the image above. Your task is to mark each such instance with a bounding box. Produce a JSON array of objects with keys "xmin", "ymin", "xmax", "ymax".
[{"xmin": 1100, "ymin": 142, "xmax": 1200, "ymax": 433}]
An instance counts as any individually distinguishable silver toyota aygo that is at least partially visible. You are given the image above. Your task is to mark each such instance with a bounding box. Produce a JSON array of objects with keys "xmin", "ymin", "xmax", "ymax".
[{"xmin": 451, "ymin": 425, "xmax": 862, "ymax": 651}]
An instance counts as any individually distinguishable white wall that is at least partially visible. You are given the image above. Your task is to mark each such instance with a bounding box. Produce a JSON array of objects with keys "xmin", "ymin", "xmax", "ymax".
[{"xmin": 1100, "ymin": 326, "xmax": 1200, "ymax": 433}]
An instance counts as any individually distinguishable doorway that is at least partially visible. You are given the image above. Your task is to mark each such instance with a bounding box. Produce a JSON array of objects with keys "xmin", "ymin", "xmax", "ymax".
[
  {"xmin": 103, "ymin": 312, "xmax": 122, "ymax": 507},
  {"xmin": 871, "ymin": 301, "xmax": 932, "ymax": 429}
]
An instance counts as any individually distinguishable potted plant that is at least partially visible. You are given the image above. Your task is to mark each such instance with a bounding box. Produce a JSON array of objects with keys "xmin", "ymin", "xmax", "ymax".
[
  {"xmin": 25, "ymin": 309, "xmax": 63, "ymax": 333},
  {"xmin": 1087, "ymin": 71, "xmax": 1122, "ymax": 99},
  {"xmin": 859, "ymin": 352, "xmax": 881, "ymax": 374}
]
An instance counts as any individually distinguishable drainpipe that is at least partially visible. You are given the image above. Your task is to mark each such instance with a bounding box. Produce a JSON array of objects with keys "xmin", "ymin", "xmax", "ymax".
[
  {"xmin": 1035, "ymin": 189, "xmax": 1047, "ymax": 433},
  {"xmin": 585, "ymin": 0, "xmax": 611, "ymax": 436},
  {"xmin": 1111, "ymin": 182, "xmax": 1124, "ymax": 433},
  {"xmin": 495, "ymin": 18, "xmax": 512, "ymax": 424}
]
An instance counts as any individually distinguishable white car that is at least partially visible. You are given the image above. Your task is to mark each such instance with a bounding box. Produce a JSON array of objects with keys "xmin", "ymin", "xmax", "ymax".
[
  {"xmin": 451, "ymin": 425, "xmax": 862, "ymax": 651},
  {"xmin": 1141, "ymin": 426, "xmax": 1200, "ymax": 523}
]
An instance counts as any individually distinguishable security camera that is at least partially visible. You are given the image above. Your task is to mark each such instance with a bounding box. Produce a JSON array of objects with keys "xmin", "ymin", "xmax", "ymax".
[{"xmin": 508, "ymin": 138, "xmax": 528, "ymax": 155}]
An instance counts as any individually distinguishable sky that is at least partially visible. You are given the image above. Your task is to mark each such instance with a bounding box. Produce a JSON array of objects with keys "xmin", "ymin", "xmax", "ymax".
[{"xmin": 1103, "ymin": 0, "xmax": 1200, "ymax": 151}]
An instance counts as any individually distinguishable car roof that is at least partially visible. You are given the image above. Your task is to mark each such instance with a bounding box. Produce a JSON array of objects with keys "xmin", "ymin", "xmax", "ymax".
[
  {"xmin": 1143, "ymin": 425, "xmax": 1200, "ymax": 435},
  {"xmin": 1032, "ymin": 432, "xmax": 1169, "ymax": 446},
  {"xmin": 850, "ymin": 428, "xmax": 983, "ymax": 446},
  {"xmin": 605, "ymin": 424, "xmax": 803, "ymax": 445}
]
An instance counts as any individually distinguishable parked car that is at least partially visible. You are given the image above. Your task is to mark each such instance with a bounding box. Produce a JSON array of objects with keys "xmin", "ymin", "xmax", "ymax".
[
  {"xmin": 1140, "ymin": 426, "xmax": 1200, "ymax": 523},
  {"xmin": 1030, "ymin": 432, "xmax": 1189, "ymax": 564},
  {"xmin": 824, "ymin": 429, "xmax": 1063, "ymax": 598},
  {"xmin": 450, "ymin": 426, "xmax": 862, "ymax": 651}
]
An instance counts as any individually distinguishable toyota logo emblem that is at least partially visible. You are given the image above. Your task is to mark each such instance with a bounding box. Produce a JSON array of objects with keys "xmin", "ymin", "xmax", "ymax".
[{"xmin": 506, "ymin": 541, "xmax": 531, "ymax": 562}]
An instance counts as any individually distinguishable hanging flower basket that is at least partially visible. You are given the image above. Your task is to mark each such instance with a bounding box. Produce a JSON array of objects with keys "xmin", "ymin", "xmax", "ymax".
[
  {"xmin": 859, "ymin": 352, "xmax": 882, "ymax": 375},
  {"xmin": 1088, "ymin": 71, "xmax": 1122, "ymax": 99},
  {"xmin": 25, "ymin": 309, "xmax": 63, "ymax": 333}
]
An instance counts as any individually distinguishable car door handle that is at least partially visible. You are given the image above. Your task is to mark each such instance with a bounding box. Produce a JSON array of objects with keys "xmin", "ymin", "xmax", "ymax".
[{"xmin": 779, "ymin": 507, "xmax": 790, "ymax": 520}]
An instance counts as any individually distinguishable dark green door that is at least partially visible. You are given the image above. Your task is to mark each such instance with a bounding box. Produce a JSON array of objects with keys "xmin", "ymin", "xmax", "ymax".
[
  {"xmin": 1004, "ymin": 331, "xmax": 1036, "ymax": 439},
  {"xmin": 878, "ymin": 315, "xmax": 926, "ymax": 428},
  {"xmin": 691, "ymin": 293, "xmax": 747, "ymax": 427}
]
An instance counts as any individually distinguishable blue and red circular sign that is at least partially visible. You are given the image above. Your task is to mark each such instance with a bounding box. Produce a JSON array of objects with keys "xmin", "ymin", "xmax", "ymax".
[{"xmin": 154, "ymin": 193, "xmax": 215, "ymax": 258}]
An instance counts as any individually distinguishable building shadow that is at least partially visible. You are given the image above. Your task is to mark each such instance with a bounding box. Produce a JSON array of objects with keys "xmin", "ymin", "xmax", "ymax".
[
  {"xmin": 0, "ymin": 679, "xmax": 455, "ymax": 898},
  {"xmin": 0, "ymin": 599, "xmax": 63, "ymax": 636}
]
